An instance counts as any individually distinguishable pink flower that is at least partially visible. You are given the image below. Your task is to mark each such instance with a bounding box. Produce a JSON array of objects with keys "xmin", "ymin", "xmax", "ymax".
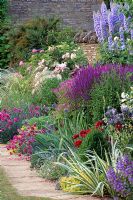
[
  {"xmin": 14, "ymin": 118, "xmax": 19, "ymax": 122},
  {"xmin": 32, "ymin": 49, "xmax": 38, "ymax": 53},
  {"xmin": 19, "ymin": 61, "xmax": 24, "ymax": 66}
]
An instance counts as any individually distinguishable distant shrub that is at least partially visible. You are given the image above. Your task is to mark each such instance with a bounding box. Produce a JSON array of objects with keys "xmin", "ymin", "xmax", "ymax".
[{"xmin": 8, "ymin": 18, "xmax": 75, "ymax": 66}]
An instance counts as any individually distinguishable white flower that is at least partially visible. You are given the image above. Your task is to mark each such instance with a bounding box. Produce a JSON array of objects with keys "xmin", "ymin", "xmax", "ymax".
[
  {"xmin": 62, "ymin": 52, "xmax": 70, "ymax": 59},
  {"xmin": 114, "ymin": 36, "xmax": 119, "ymax": 42},
  {"xmin": 70, "ymin": 53, "xmax": 76, "ymax": 59},
  {"xmin": 48, "ymin": 46, "xmax": 56, "ymax": 52},
  {"xmin": 121, "ymin": 92, "xmax": 129, "ymax": 99}
]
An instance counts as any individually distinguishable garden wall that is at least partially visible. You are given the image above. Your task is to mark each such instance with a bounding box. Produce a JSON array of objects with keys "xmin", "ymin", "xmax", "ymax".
[
  {"xmin": 9, "ymin": 0, "xmax": 102, "ymax": 31},
  {"xmin": 80, "ymin": 44, "xmax": 98, "ymax": 64}
]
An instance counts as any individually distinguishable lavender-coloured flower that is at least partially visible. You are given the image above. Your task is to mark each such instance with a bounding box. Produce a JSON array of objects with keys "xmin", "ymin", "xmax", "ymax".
[
  {"xmin": 123, "ymin": 15, "xmax": 129, "ymax": 32},
  {"xmin": 108, "ymin": 12, "xmax": 114, "ymax": 33},
  {"xmin": 93, "ymin": 11, "xmax": 103, "ymax": 42},
  {"xmin": 108, "ymin": 34, "xmax": 113, "ymax": 50},
  {"xmin": 100, "ymin": 15, "xmax": 108, "ymax": 40},
  {"xmin": 101, "ymin": 2, "xmax": 108, "ymax": 25},
  {"xmin": 119, "ymin": 27, "xmax": 125, "ymax": 49},
  {"xmin": 118, "ymin": 12, "xmax": 125, "ymax": 27},
  {"xmin": 131, "ymin": 29, "xmax": 133, "ymax": 40}
]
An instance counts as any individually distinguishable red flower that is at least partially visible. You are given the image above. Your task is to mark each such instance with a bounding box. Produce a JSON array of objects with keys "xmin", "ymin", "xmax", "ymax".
[
  {"xmin": 74, "ymin": 140, "xmax": 82, "ymax": 148},
  {"xmin": 80, "ymin": 129, "xmax": 91, "ymax": 138},
  {"xmin": 115, "ymin": 122, "xmax": 122, "ymax": 131},
  {"xmin": 80, "ymin": 130, "xmax": 87, "ymax": 138},
  {"xmin": 95, "ymin": 120, "xmax": 104, "ymax": 129},
  {"xmin": 86, "ymin": 128, "xmax": 91, "ymax": 134},
  {"xmin": 72, "ymin": 134, "xmax": 79, "ymax": 139}
]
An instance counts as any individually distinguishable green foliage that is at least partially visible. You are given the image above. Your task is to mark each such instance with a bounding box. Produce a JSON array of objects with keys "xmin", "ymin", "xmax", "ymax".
[
  {"xmin": 0, "ymin": 71, "xmax": 33, "ymax": 109},
  {"xmin": 57, "ymin": 142, "xmax": 122, "ymax": 196},
  {"xmin": 39, "ymin": 159, "xmax": 66, "ymax": 180},
  {"xmin": 33, "ymin": 78, "xmax": 61, "ymax": 106},
  {"xmin": 97, "ymin": 42, "xmax": 133, "ymax": 65},
  {"xmin": 24, "ymin": 116, "xmax": 53, "ymax": 129},
  {"xmin": 0, "ymin": 0, "xmax": 11, "ymax": 69},
  {"xmin": 8, "ymin": 18, "xmax": 75, "ymax": 66},
  {"xmin": 60, "ymin": 176, "xmax": 82, "ymax": 192},
  {"xmin": 78, "ymin": 128, "xmax": 110, "ymax": 159},
  {"xmin": 89, "ymin": 70, "xmax": 131, "ymax": 122},
  {"xmin": 0, "ymin": 0, "xmax": 8, "ymax": 22}
]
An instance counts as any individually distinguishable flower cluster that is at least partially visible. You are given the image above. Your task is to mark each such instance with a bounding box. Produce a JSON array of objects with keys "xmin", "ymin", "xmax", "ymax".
[
  {"xmin": 72, "ymin": 120, "xmax": 105, "ymax": 148},
  {"xmin": 0, "ymin": 105, "xmax": 43, "ymax": 143},
  {"xmin": 121, "ymin": 87, "xmax": 133, "ymax": 119},
  {"xmin": 54, "ymin": 64, "xmax": 133, "ymax": 112},
  {"xmin": 72, "ymin": 129, "xmax": 92, "ymax": 148},
  {"xmin": 107, "ymin": 155, "xmax": 133, "ymax": 198},
  {"xmin": 93, "ymin": 2, "xmax": 132, "ymax": 51},
  {"xmin": 6, "ymin": 124, "xmax": 45, "ymax": 156},
  {"xmin": 104, "ymin": 101, "xmax": 133, "ymax": 131}
]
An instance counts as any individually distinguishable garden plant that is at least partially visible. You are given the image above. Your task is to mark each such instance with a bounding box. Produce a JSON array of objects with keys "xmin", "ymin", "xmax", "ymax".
[{"xmin": 0, "ymin": 1, "xmax": 133, "ymax": 200}]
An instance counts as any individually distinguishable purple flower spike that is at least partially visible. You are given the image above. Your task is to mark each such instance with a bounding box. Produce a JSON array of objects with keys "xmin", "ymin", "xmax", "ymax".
[{"xmin": 101, "ymin": 2, "xmax": 108, "ymax": 25}]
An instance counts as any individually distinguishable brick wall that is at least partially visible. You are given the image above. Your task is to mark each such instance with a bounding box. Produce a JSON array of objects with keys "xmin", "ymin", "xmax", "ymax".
[
  {"xmin": 80, "ymin": 43, "xmax": 98, "ymax": 64},
  {"xmin": 9, "ymin": 0, "xmax": 102, "ymax": 31}
]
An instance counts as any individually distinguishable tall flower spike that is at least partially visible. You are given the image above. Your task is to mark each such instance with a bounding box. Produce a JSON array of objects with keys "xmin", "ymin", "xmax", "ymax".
[
  {"xmin": 124, "ymin": 15, "xmax": 129, "ymax": 32},
  {"xmin": 108, "ymin": 34, "xmax": 113, "ymax": 50},
  {"xmin": 108, "ymin": 12, "xmax": 114, "ymax": 33},
  {"xmin": 100, "ymin": 15, "xmax": 108, "ymax": 40},
  {"xmin": 118, "ymin": 12, "xmax": 125, "ymax": 27},
  {"xmin": 119, "ymin": 27, "xmax": 125, "ymax": 50},
  {"xmin": 101, "ymin": 2, "xmax": 108, "ymax": 25},
  {"xmin": 131, "ymin": 29, "xmax": 133, "ymax": 40},
  {"xmin": 93, "ymin": 11, "xmax": 103, "ymax": 42}
]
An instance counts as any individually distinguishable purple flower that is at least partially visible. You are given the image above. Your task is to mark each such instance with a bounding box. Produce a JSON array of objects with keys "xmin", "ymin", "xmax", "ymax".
[
  {"xmin": 101, "ymin": 2, "xmax": 108, "ymax": 25},
  {"xmin": 108, "ymin": 34, "xmax": 113, "ymax": 50},
  {"xmin": 119, "ymin": 27, "xmax": 125, "ymax": 49},
  {"xmin": 131, "ymin": 29, "xmax": 133, "ymax": 40},
  {"xmin": 93, "ymin": 11, "xmax": 103, "ymax": 42}
]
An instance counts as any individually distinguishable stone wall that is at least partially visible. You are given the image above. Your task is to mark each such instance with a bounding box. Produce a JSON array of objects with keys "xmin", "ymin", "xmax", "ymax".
[{"xmin": 9, "ymin": 0, "xmax": 102, "ymax": 31}]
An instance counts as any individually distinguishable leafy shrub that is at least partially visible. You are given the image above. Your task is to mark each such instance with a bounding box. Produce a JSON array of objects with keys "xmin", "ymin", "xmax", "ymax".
[
  {"xmin": 8, "ymin": 18, "xmax": 75, "ymax": 66},
  {"xmin": 0, "ymin": 0, "xmax": 11, "ymax": 69},
  {"xmin": 39, "ymin": 159, "xmax": 66, "ymax": 180},
  {"xmin": 89, "ymin": 69, "xmax": 132, "ymax": 122}
]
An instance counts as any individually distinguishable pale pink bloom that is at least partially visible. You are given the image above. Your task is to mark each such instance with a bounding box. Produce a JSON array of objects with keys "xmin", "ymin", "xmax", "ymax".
[
  {"xmin": 19, "ymin": 61, "xmax": 24, "ymax": 66},
  {"xmin": 39, "ymin": 49, "xmax": 44, "ymax": 53},
  {"xmin": 32, "ymin": 49, "xmax": 38, "ymax": 53}
]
